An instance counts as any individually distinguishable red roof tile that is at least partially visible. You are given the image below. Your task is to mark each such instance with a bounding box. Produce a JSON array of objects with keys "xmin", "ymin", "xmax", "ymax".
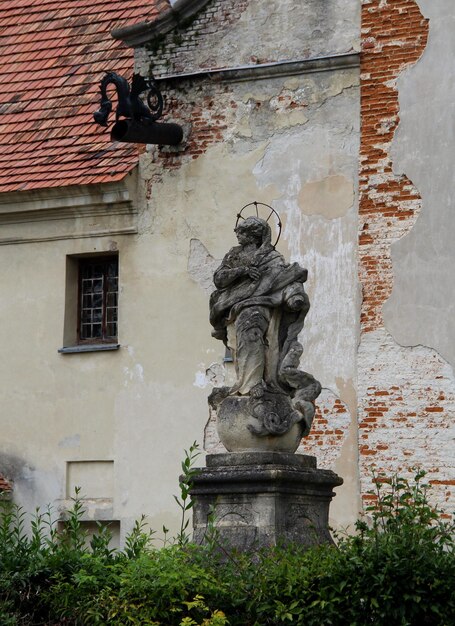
[{"xmin": 0, "ymin": 0, "xmax": 170, "ymax": 192}]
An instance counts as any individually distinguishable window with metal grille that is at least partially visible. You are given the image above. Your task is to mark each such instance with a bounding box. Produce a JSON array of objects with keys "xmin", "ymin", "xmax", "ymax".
[{"xmin": 78, "ymin": 256, "xmax": 118, "ymax": 343}]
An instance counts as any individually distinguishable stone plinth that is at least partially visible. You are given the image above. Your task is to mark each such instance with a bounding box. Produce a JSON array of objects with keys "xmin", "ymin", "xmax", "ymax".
[
  {"xmin": 216, "ymin": 395, "xmax": 305, "ymax": 453},
  {"xmin": 190, "ymin": 452, "xmax": 343, "ymax": 551}
]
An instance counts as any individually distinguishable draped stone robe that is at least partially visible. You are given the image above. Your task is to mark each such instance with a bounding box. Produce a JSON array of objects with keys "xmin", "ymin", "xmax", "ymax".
[{"xmin": 210, "ymin": 243, "xmax": 309, "ymax": 397}]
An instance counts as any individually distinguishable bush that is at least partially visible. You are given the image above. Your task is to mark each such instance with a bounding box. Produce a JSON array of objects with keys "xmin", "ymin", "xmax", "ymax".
[{"xmin": 0, "ymin": 470, "xmax": 453, "ymax": 625}]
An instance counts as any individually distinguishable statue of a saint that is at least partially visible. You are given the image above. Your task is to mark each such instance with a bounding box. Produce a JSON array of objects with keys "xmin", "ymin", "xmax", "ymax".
[{"xmin": 209, "ymin": 213, "xmax": 321, "ymax": 451}]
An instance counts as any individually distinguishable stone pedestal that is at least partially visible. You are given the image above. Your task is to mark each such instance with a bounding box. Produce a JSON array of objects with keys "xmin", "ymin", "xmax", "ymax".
[
  {"xmin": 190, "ymin": 452, "xmax": 343, "ymax": 551},
  {"xmin": 216, "ymin": 395, "xmax": 306, "ymax": 453}
]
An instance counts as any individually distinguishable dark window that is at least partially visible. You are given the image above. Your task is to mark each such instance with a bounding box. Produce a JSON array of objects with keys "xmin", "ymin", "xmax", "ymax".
[{"xmin": 78, "ymin": 256, "xmax": 118, "ymax": 343}]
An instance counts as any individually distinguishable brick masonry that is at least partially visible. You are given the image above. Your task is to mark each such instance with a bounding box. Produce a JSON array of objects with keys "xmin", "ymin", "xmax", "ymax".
[
  {"xmin": 134, "ymin": 0, "xmax": 252, "ymax": 190},
  {"xmin": 360, "ymin": 0, "xmax": 428, "ymax": 333},
  {"xmin": 137, "ymin": 0, "xmax": 250, "ymax": 77},
  {"xmin": 359, "ymin": 0, "xmax": 454, "ymax": 514}
]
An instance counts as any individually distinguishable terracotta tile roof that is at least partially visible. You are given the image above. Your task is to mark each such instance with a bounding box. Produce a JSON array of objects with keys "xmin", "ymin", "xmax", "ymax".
[
  {"xmin": 0, "ymin": 0, "xmax": 170, "ymax": 193},
  {"xmin": 0, "ymin": 475, "xmax": 12, "ymax": 492}
]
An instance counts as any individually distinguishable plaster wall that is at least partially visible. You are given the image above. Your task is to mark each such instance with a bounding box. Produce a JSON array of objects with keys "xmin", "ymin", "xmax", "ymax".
[
  {"xmin": 359, "ymin": 0, "xmax": 454, "ymax": 513},
  {"xmin": 134, "ymin": 0, "xmax": 361, "ymax": 529},
  {"xmin": 0, "ymin": 208, "xmax": 212, "ymax": 539},
  {"xmin": 0, "ymin": 0, "xmax": 362, "ymax": 537},
  {"xmin": 385, "ymin": 1, "xmax": 455, "ymax": 371}
]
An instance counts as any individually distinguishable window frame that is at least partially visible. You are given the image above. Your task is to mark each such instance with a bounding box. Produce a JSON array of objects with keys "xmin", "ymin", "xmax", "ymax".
[{"xmin": 76, "ymin": 255, "xmax": 119, "ymax": 345}]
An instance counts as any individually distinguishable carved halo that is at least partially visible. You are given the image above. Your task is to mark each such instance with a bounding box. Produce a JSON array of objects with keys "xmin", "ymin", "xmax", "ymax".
[{"xmin": 235, "ymin": 201, "xmax": 282, "ymax": 249}]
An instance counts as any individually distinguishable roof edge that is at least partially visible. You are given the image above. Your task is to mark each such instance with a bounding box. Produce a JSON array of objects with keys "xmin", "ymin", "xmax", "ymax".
[
  {"xmin": 0, "ymin": 179, "xmax": 133, "ymax": 213},
  {"xmin": 111, "ymin": 0, "xmax": 211, "ymax": 47}
]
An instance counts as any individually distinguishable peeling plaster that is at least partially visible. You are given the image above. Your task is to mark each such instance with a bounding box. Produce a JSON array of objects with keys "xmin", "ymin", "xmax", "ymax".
[
  {"xmin": 193, "ymin": 362, "xmax": 225, "ymax": 389},
  {"xmin": 331, "ymin": 376, "xmax": 361, "ymax": 529},
  {"xmin": 385, "ymin": 0, "xmax": 455, "ymax": 371},
  {"xmin": 335, "ymin": 376, "xmax": 357, "ymax": 419},
  {"xmin": 299, "ymin": 380, "xmax": 356, "ymax": 527},
  {"xmin": 331, "ymin": 416, "xmax": 362, "ymax": 529},
  {"xmin": 273, "ymin": 109, "xmax": 309, "ymax": 130},
  {"xmin": 187, "ymin": 238, "xmax": 219, "ymax": 294},
  {"xmin": 358, "ymin": 328, "xmax": 455, "ymax": 512},
  {"xmin": 231, "ymin": 74, "xmax": 359, "ymax": 151},
  {"xmin": 251, "ymin": 84, "xmax": 361, "ymax": 389},
  {"xmin": 193, "ymin": 370, "xmax": 208, "ymax": 389},
  {"xmin": 299, "ymin": 388, "xmax": 352, "ymax": 468}
]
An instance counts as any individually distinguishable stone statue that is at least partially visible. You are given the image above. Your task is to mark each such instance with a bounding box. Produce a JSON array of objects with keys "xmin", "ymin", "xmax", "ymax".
[{"xmin": 209, "ymin": 214, "xmax": 321, "ymax": 452}]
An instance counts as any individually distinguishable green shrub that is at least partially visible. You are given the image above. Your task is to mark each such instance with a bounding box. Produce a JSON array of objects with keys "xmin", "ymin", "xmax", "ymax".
[{"xmin": 0, "ymin": 470, "xmax": 453, "ymax": 625}]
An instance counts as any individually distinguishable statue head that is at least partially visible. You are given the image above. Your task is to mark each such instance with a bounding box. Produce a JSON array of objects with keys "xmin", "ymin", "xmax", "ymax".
[{"xmin": 234, "ymin": 216, "xmax": 272, "ymax": 248}]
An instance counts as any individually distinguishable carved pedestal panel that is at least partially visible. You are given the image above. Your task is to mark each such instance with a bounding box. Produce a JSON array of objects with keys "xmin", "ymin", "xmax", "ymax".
[{"xmin": 190, "ymin": 452, "xmax": 343, "ymax": 551}]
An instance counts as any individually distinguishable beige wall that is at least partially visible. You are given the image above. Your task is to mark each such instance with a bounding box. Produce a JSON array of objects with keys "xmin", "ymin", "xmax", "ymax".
[
  {"xmin": 0, "ymin": 0, "xmax": 362, "ymax": 539},
  {"xmin": 0, "ymin": 185, "xmax": 215, "ymax": 539}
]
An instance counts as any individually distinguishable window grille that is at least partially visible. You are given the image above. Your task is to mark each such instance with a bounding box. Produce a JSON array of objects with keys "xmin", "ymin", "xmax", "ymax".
[{"xmin": 78, "ymin": 256, "xmax": 118, "ymax": 342}]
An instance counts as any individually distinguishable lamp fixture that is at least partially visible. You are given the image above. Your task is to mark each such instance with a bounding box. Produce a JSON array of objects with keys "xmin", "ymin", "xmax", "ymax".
[{"xmin": 93, "ymin": 72, "xmax": 183, "ymax": 145}]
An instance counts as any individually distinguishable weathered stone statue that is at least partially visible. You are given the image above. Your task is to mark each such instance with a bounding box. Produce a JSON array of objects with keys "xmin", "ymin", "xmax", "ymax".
[
  {"xmin": 189, "ymin": 208, "xmax": 342, "ymax": 551},
  {"xmin": 209, "ymin": 215, "xmax": 321, "ymax": 452}
]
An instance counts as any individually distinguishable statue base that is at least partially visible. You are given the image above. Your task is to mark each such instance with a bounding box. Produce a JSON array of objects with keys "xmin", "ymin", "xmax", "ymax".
[
  {"xmin": 190, "ymin": 452, "xmax": 343, "ymax": 551},
  {"xmin": 215, "ymin": 394, "xmax": 309, "ymax": 453}
]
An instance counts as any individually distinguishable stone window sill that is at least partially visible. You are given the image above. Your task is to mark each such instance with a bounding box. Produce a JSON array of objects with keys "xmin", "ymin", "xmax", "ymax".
[{"xmin": 58, "ymin": 344, "xmax": 120, "ymax": 354}]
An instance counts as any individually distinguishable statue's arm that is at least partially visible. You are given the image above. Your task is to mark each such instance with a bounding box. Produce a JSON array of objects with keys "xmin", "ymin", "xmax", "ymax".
[{"xmin": 213, "ymin": 265, "xmax": 247, "ymax": 289}]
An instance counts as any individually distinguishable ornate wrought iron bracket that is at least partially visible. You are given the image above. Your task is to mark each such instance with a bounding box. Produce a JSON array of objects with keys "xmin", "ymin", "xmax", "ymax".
[{"xmin": 93, "ymin": 71, "xmax": 183, "ymax": 145}]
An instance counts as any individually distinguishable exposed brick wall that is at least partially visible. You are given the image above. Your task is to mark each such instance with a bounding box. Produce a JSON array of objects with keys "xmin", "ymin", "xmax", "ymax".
[
  {"xmin": 360, "ymin": 0, "xmax": 428, "ymax": 332},
  {"xmin": 142, "ymin": 80, "xmax": 232, "ymax": 193},
  {"xmin": 299, "ymin": 391, "xmax": 351, "ymax": 469},
  {"xmin": 359, "ymin": 1, "xmax": 454, "ymax": 515},
  {"xmin": 358, "ymin": 329, "xmax": 455, "ymax": 513},
  {"xmin": 139, "ymin": 0, "xmax": 249, "ymax": 77}
]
